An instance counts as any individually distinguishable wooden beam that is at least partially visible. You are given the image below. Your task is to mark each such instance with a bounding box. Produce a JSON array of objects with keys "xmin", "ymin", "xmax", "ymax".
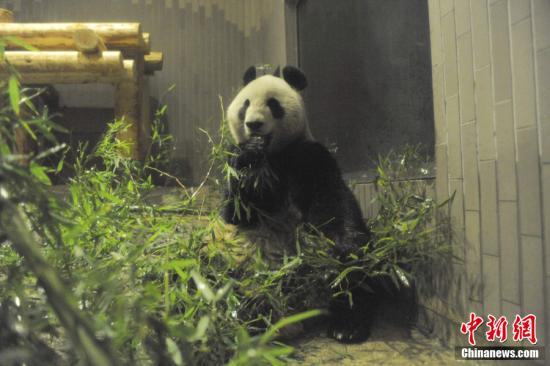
[
  {"xmin": 1, "ymin": 51, "xmax": 125, "ymax": 84},
  {"xmin": 139, "ymin": 77, "xmax": 151, "ymax": 160},
  {"xmin": 144, "ymin": 51, "xmax": 163, "ymax": 74},
  {"xmin": 0, "ymin": 23, "xmax": 147, "ymax": 52}
]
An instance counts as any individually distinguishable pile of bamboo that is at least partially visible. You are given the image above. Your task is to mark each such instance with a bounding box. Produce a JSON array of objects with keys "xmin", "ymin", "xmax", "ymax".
[{"xmin": 0, "ymin": 8, "xmax": 164, "ymax": 160}]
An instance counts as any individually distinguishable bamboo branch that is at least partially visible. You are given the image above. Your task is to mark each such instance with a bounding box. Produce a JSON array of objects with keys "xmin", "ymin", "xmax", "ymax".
[{"xmin": 0, "ymin": 199, "xmax": 116, "ymax": 366}]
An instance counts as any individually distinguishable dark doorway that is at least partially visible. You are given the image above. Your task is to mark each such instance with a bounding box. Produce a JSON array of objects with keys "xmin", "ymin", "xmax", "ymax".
[{"xmin": 297, "ymin": 0, "xmax": 434, "ymax": 180}]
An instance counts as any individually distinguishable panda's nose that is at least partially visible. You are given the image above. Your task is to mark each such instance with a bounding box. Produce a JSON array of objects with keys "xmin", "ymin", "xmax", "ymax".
[{"xmin": 246, "ymin": 121, "xmax": 263, "ymax": 131}]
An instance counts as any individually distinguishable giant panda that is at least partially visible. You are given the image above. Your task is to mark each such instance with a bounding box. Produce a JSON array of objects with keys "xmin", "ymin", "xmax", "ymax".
[{"xmin": 222, "ymin": 65, "xmax": 374, "ymax": 343}]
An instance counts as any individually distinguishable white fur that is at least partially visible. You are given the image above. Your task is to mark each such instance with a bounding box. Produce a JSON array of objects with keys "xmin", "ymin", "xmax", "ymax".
[{"xmin": 227, "ymin": 75, "xmax": 313, "ymax": 152}]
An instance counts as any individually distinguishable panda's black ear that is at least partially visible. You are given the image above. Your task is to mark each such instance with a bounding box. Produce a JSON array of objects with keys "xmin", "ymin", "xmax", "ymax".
[
  {"xmin": 272, "ymin": 66, "xmax": 281, "ymax": 77},
  {"xmin": 282, "ymin": 66, "xmax": 307, "ymax": 91},
  {"xmin": 243, "ymin": 66, "xmax": 256, "ymax": 86}
]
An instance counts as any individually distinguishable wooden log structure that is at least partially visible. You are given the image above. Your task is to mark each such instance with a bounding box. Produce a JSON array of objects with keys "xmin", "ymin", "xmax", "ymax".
[
  {"xmin": 1, "ymin": 51, "xmax": 125, "ymax": 84},
  {"xmin": 115, "ymin": 60, "xmax": 140, "ymax": 160},
  {"xmin": 0, "ymin": 12, "xmax": 164, "ymax": 161},
  {"xmin": 0, "ymin": 23, "xmax": 147, "ymax": 52}
]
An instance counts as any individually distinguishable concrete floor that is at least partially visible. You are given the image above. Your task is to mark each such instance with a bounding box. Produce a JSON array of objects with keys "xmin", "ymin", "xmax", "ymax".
[{"xmin": 290, "ymin": 326, "xmax": 488, "ymax": 366}]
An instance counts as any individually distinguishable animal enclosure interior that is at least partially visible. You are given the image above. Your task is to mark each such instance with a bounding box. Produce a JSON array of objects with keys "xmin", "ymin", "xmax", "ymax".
[{"xmin": 0, "ymin": 0, "xmax": 549, "ymax": 365}]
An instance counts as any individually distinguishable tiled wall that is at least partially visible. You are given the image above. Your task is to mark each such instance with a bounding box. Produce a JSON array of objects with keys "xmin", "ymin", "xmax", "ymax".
[{"xmin": 428, "ymin": 0, "xmax": 549, "ymax": 358}]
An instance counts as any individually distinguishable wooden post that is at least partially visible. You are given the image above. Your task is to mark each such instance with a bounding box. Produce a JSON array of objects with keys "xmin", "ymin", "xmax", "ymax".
[
  {"xmin": 142, "ymin": 32, "xmax": 151, "ymax": 53},
  {"xmin": 13, "ymin": 126, "xmax": 32, "ymax": 164},
  {"xmin": 0, "ymin": 8, "xmax": 29, "ymax": 161},
  {"xmin": 138, "ymin": 65, "xmax": 151, "ymax": 160},
  {"xmin": 114, "ymin": 60, "xmax": 139, "ymax": 159},
  {"xmin": 124, "ymin": 53, "xmax": 151, "ymax": 161}
]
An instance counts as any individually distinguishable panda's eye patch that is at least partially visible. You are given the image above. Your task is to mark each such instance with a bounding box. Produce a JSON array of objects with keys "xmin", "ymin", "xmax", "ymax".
[
  {"xmin": 266, "ymin": 97, "xmax": 285, "ymax": 119},
  {"xmin": 238, "ymin": 99, "xmax": 250, "ymax": 121}
]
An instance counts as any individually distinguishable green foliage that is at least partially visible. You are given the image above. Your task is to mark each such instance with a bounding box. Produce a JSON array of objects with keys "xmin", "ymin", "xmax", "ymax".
[
  {"xmin": 0, "ymin": 71, "xmax": 316, "ymax": 365},
  {"xmin": 0, "ymin": 53, "xmax": 452, "ymax": 365},
  {"xmin": 369, "ymin": 147, "xmax": 453, "ymax": 293}
]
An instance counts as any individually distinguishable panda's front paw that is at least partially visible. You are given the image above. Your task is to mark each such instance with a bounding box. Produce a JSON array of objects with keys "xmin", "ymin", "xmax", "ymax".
[
  {"xmin": 235, "ymin": 149, "xmax": 265, "ymax": 170},
  {"xmin": 243, "ymin": 135, "xmax": 268, "ymax": 151},
  {"xmin": 235, "ymin": 137, "xmax": 268, "ymax": 170}
]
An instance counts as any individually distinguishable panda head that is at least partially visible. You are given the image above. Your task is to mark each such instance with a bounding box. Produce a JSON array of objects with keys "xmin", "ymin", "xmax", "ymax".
[{"xmin": 227, "ymin": 65, "xmax": 313, "ymax": 152}]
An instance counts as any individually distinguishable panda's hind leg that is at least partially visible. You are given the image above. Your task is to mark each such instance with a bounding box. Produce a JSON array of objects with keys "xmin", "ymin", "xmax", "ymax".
[{"xmin": 327, "ymin": 289, "xmax": 376, "ymax": 343}]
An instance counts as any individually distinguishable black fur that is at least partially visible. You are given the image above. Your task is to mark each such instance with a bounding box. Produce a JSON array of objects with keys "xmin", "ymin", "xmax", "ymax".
[
  {"xmin": 282, "ymin": 66, "xmax": 308, "ymax": 91},
  {"xmin": 222, "ymin": 136, "xmax": 374, "ymax": 342},
  {"xmin": 243, "ymin": 66, "xmax": 256, "ymax": 86},
  {"xmin": 266, "ymin": 98, "xmax": 285, "ymax": 119},
  {"xmin": 238, "ymin": 99, "xmax": 250, "ymax": 121},
  {"xmin": 222, "ymin": 137, "xmax": 370, "ymax": 253},
  {"xmin": 223, "ymin": 65, "xmax": 375, "ymax": 343}
]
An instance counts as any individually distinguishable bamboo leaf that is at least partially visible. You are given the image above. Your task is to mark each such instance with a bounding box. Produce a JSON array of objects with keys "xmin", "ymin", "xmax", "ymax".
[
  {"xmin": 29, "ymin": 162, "xmax": 51, "ymax": 186},
  {"xmin": 191, "ymin": 270, "xmax": 215, "ymax": 302},
  {"xmin": 259, "ymin": 309, "xmax": 322, "ymax": 344},
  {"xmin": 4, "ymin": 35, "xmax": 39, "ymax": 51},
  {"xmin": 9, "ymin": 75, "xmax": 20, "ymax": 116}
]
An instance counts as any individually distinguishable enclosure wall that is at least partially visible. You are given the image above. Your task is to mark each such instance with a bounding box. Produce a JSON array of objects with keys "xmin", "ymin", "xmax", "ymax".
[{"xmin": 428, "ymin": 0, "xmax": 550, "ymax": 358}]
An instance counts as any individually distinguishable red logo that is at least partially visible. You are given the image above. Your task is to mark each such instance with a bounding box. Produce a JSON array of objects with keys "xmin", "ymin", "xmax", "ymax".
[
  {"xmin": 461, "ymin": 312, "xmax": 484, "ymax": 345},
  {"xmin": 460, "ymin": 313, "xmax": 538, "ymax": 346},
  {"xmin": 486, "ymin": 315, "xmax": 508, "ymax": 342},
  {"xmin": 512, "ymin": 314, "xmax": 537, "ymax": 345}
]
